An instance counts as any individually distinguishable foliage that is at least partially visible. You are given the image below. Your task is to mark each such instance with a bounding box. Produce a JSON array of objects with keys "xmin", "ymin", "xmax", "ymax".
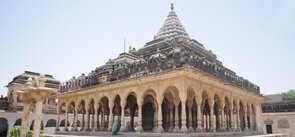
[
  {"xmin": 282, "ymin": 89, "xmax": 295, "ymax": 101},
  {"xmin": 40, "ymin": 130, "xmax": 45, "ymax": 137},
  {"xmin": 9, "ymin": 126, "xmax": 45, "ymax": 137},
  {"xmin": 9, "ymin": 127, "xmax": 20, "ymax": 137},
  {"xmin": 26, "ymin": 131, "xmax": 32, "ymax": 137}
]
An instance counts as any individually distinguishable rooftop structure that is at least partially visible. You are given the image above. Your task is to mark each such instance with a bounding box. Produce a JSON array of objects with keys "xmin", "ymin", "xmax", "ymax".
[
  {"xmin": 60, "ymin": 4, "xmax": 260, "ymax": 94},
  {"xmin": 55, "ymin": 4, "xmax": 265, "ymax": 135},
  {"xmin": 6, "ymin": 71, "xmax": 60, "ymax": 111},
  {"xmin": 59, "ymin": 4, "xmax": 260, "ymax": 95},
  {"xmin": 262, "ymin": 94, "xmax": 295, "ymax": 113}
]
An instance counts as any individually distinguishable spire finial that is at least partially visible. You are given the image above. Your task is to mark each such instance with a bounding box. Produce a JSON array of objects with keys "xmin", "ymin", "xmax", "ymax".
[{"xmin": 171, "ymin": 3, "xmax": 174, "ymax": 11}]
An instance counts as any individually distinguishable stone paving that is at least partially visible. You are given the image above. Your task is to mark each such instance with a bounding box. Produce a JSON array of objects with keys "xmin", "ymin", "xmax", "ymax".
[{"xmin": 47, "ymin": 131, "xmax": 257, "ymax": 137}]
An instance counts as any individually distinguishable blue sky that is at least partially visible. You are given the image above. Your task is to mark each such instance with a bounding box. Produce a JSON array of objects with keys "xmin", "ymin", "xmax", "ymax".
[{"xmin": 0, "ymin": 0, "xmax": 294, "ymax": 96}]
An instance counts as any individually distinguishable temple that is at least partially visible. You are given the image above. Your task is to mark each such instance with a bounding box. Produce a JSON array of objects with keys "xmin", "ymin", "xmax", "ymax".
[{"xmin": 55, "ymin": 4, "xmax": 265, "ymax": 135}]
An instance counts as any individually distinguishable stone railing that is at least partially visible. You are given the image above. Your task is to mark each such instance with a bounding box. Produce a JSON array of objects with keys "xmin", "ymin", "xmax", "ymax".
[{"xmin": 262, "ymin": 101, "xmax": 295, "ymax": 113}]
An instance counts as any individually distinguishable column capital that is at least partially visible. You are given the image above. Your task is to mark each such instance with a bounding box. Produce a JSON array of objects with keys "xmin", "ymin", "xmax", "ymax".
[
  {"xmin": 121, "ymin": 100, "xmax": 126, "ymax": 107},
  {"xmin": 243, "ymin": 105, "xmax": 247, "ymax": 112},
  {"xmin": 208, "ymin": 98, "xmax": 214, "ymax": 107},
  {"xmin": 109, "ymin": 101, "xmax": 115, "ymax": 106},
  {"xmin": 220, "ymin": 102, "xmax": 225, "ymax": 109},
  {"xmin": 157, "ymin": 95, "xmax": 164, "ymax": 105},
  {"xmin": 137, "ymin": 99, "xmax": 143, "ymax": 107},
  {"xmin": 195, "ymin": 96, "xmax": 202, "ymax": 105}
]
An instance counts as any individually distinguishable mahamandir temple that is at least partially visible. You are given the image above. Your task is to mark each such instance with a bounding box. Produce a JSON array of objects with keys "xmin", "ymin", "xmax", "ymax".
[{"xmin": 55, "ymin": 4, "xmax": 265, "ymax": 136}]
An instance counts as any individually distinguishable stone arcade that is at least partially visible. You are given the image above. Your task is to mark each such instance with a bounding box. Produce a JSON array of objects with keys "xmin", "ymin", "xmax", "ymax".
[{"xmin": 55, "ymin": 4, "xmax": 265, "ymax": 136}]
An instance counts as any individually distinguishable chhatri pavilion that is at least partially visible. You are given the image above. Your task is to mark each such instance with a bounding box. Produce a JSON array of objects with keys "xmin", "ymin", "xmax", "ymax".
[{"xmin": 55, "ymin": 4, "xmax": 265, "ymax": 135}]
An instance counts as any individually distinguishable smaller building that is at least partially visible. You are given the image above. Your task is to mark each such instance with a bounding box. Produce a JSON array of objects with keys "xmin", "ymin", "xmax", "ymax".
[
  {"xmin": 261, "ymin": 94, "xmax": 295, "ymax": 137},
  {"xmin": 0, "ymin": 95, "xmax": 9, "ymax": 111},
  {"xmin": 6, "ymin": 71, "xmax": 60, "ymax": 113}
]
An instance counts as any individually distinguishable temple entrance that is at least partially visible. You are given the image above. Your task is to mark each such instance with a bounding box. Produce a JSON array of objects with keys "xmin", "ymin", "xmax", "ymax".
[
  {"xmin": 142, "ymin": 102, "xmax": 154, "ymax": 131},
  {"xmin": 125, "ymin": 93, "xmax": 138, "ymax": 131}
]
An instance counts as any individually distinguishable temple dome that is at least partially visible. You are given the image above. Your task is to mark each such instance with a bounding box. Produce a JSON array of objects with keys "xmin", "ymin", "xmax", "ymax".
[{"xmin": 154, "ymin": 3, "xmax": 190, "ymax": 40}]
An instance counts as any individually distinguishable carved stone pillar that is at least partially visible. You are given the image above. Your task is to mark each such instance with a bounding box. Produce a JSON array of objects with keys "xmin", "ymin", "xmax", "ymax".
[
  {"xmin": 108, "ymin": 103, "xmax": 114, "ymax": 131},
  {"xmin": 208, "ymin": 97, "xmax": 215, "ymax": 132},
  {"xmin": 94, "ymin": 105, "xmax": 99, "ymax": 131},
  {"xmin": 255, "ymin": 104, "xmax": 263, "ymax": 132},
  {"xmin": 180, "ymin": 101, "xmax": 187, "ymax": 132},
  {"xmin": 64, "ymin": 109, "xmax": 69, "ymax": 131},
  {"xmin": 220, "ymin": 105, "xmax": 225, "ymax": 131},
  {"xmin": 168, "ymin": 108, "xmax": 174, "ymax": 132},
  {"xmin": 85, "ymin": 108, "xmax": 90, "ymax": 131},
  {"xmin": 203, "ymin": 115, "xmax": 206, "ymax": 130},
  {"xmin": 196, "ymin": 103, "xmax": 203, "ymax": 132},
  {"xmin": 249, "ymin": 107, "xmax": 253, "ymax": 131},
  {"xmin": 230, "ymin": 107, "xmax": 235, "ymax": 131},
  {"xmin": 33, "ymin": 100, "xmax": 43, "ymax": 137},
  {"xmin": 207, "ymin": 115, "xmax": 210, "ymax": 130},
  {"xmin": 101, "ymin": 111, "xmax": 105, "ymax": 131},
  {"xmin": 72, "ymin": 107, "xmax": 78, "ymax": 131},
  {"xmin": 187, "ymin": 103, "xmax": 193, "ymax": 132},
  {"xmin": 91, "ymin": 112, "xmax": 94, "ymax": 131},
  {"xmin": 155, "ymin": 103, "xmax": 164, "ymax": 132},
  {"xmin": 173, "ymin": 103, "xmax": 179, "ymax": 132},
  {"xmin": 137, "ymin": 104, "xmax": 143, "ymax": 132},
  {"xmin": 244, "ymin": 107, "xmax": 249, "ymax": 131},
  {"xmin": 121, "ymin": 105, "xmax": 125, "ymax": 131},
  {"xmin": 153, "ymin": 107, "xmax": 158, "ymax": 132},
  {"xmin": 98, "ymin": 114, "xmax": 101, "ymax": 131},
  {"xmin": 55, "ymin": 107, "xmax": 60, "ymax": 131},
  {"xmin": 236, "ymin": 106, "xmax": 241, "ymax": 132},
  {"xmin": 20, "ymin": 102, "xmax": 31, "ymax": 137},
  {"xmin": 80, "ymin": 113, "xmax": 85, "ymax": 131}
]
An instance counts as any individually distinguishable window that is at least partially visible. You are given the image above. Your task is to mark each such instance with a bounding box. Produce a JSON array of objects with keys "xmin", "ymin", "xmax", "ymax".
[
  {"xmin": 266, "ymin": 125, "xmax": 272, "ymax": 134},
  {"xmin": 278, "ymin": 119, "xmax": 290, "ymax": 128}
]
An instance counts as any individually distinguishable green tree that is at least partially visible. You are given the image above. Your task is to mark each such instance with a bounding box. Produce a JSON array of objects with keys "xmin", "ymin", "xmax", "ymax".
[{"xmin": 282, "ymin": 89, "xmax": 295, "ymax": 101}]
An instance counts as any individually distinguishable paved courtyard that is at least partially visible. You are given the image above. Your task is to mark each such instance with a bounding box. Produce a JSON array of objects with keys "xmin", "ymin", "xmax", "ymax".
[{"xmin": 47, "ymin": 131, "xmax": 255, "ymax": 137}]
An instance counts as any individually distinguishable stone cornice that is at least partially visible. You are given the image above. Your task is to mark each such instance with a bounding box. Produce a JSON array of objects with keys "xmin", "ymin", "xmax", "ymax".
[{"xmin": 57, "ymin": 66, "xmax": 265, "ymax": 103}]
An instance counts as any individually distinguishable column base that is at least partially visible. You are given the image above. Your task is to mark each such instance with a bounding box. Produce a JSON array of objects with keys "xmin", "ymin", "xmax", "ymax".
[
  {"xmin": 209, "ymin": 128, "xmax": 215, "ymax": 132},
  {"xmin": 120, "ymin": 127, "xmax": 128, "ymax": 132},
  {"xmin": 71, "ymin": 127, "xmax": 78, "ymax": 131},
  {"xmin": 236, "ymin": 127, "xmax": 241, "ymax": 132},
  {"xmin": 64, "ymin": 127, "xmax": 69, "ymax": 131},
  {"xmin": 55, "ymin": 128, "xmax": 60, "ymax": 131},
  {"xmin": 244, "ymin": 127, "xmax": 249, "ymax": 132},
  {"xmin": 94, "ymin": 127, "xmax": 99, "ymax": 132},
  {"xmin": 219, "ymin": 128, "xmax": 226, "ymax": 132},
  {"xmin": 20, "ymin": 127, "xmax": 27, "ymax": 137},
  {"xmin": 180, "ymin": 127, "xmax": 188, "ymax": 133},
  {"xmin": 229, "ymin": 128, "xmax": 235, "ymax": 132},
  {"xmin": 173, "ymin": 127, "xmax": 180, "ymax": 133},
  {"xmin": 188, "ymin": 127, "xmax": 194, "ymax": 132},
  {"xmin": 85, "ymin": 128, "xmax": 91, "ymax": 132},
  {"xmin": 136, "ymin": 127, "xmax": 143, "ymax": 132},
  {"xmin": 154, "ymin": 127, "xmax": 164, "ymax": 133},
  {"xmin": 196, "ymin": 127, "xmax": 203, "ymax": 132},
  {"xmin": 80, "ymin": 128, "xmax": 84, "ymax": 131},
  {"xmin": 108, "ymin": 127, "xmax": 112, "ymax": 132},
  {"xmin": 168, "ymin": 127, "xmax": 174, "ymax": 132}
]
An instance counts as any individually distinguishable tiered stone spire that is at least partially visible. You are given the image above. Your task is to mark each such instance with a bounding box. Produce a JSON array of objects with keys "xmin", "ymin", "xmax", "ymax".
[{"xmin": 154, "ymin": 3, "xmax": 190, "ymax": 40}]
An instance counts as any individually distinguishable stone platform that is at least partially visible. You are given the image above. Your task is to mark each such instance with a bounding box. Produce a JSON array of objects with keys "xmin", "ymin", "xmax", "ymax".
[{"xmin": 52, "ymin": 131, "xmax": 261, "ymax": 137}]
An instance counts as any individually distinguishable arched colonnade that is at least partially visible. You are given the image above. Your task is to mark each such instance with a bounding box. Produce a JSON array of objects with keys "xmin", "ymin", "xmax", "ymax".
[{"xmin": 56, "ymin": 85, "xmax": 261, "ymax": 133}]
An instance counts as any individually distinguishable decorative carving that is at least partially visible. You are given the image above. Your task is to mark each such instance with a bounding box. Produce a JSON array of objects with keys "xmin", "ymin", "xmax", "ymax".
[{"xmin": 264, "ymin": 119, "xmax": 273, "ymax": 125}]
